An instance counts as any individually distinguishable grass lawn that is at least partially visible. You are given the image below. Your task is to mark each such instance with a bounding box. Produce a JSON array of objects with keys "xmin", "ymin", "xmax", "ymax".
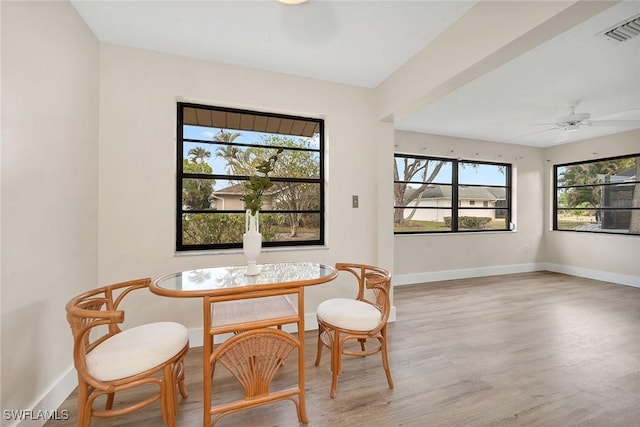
[
  {"xmin": 557, "ymin": 215, "xmax": 597, "ymax": 230},
  {"xmin": 395, "ymin": 219, "xmax": 506, "ymax": 232},
  {"xmin": 395, "ymin": 220, "xmax": 449, "ymax": 232}
]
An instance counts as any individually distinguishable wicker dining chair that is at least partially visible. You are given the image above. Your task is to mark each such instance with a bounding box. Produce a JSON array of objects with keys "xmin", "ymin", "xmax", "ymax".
[
  {"xmin": 208, "ymin": 328, "xmax": 304, "ymax": 426},
  {"xmin": 65, "ymin": 278, "xmax": 189, "ymax": 426},
  {"xmin": 314, "ymin": 263, "xmax": 394, "ymax": 398}
]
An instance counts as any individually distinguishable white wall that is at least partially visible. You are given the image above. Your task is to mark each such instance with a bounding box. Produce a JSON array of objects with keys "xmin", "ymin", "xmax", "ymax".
[
  {"xmin": 542, "ymin": 129, "xmax": 640, "ymax": 285},
  {"xmin": 393, "ymin": 131, "xmax": 546, "ymax": 284},
  {"xmin": 97, "ymin": 44, "xmax": 383, "ymax": 329},
  {"xmin": 0, "ymin": 0, "xmax": 99, "ymax": 422}
]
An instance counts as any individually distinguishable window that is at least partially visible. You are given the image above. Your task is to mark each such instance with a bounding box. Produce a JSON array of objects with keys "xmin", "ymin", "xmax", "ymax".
[
  {"xmin": 176, "ymin": 103, "xmax": 325, "ymax": 251},
  {"xmin": 554, "ymin": 153, "xmax": 640, "ymax": 235},
  {"xmin": 393, "ymin": 154, "xmax": 511, "ymax": 233}
]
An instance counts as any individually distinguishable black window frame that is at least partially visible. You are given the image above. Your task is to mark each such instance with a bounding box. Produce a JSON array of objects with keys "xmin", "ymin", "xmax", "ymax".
[
  {"xmin": 176, "ymin": 102, "xmax": 325, "ymax": 251},
  {"xmin": 393, "ymin": 154, "xmax": 512, "ymax": 234},
  {"xmin": 393, "ymin": 153, "xmax": 513, "ymax": 235},
  {"xmin": 553, "ymin": 153, "xmax": 640, "ymax": 236}
]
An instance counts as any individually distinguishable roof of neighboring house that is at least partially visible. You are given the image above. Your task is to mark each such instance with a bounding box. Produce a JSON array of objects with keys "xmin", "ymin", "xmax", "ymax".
[
  {"xmin": 212, "ymin": 183, "xmax": 244, "ymax": 196},
  {"xmin": 407, "ymin": 184, "xmax": 505, "ymax": 201},
  {"xmin": 602, "ymin": 165, "xmax": 637, "ymax": 184},
  {"xmin": 614, "ymin": 165, "xmax": 637, "ymax": 179}
]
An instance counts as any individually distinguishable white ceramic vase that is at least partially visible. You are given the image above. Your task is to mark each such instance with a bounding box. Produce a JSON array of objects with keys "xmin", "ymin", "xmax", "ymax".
[{"xmin": 243, "ymin": 210, "xmax": 262, "ymax": 276}]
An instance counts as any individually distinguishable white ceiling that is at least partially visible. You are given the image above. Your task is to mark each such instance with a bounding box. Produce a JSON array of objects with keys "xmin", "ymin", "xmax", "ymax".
[{"xmin": 72, "ymin": 0, "xmax": 640, "ymax": 148}]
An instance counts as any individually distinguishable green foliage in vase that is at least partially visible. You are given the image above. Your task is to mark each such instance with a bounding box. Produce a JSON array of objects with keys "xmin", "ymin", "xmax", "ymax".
[{"xmin": 241, "ymin": 148, "xmax": 284, "ymax": 216}]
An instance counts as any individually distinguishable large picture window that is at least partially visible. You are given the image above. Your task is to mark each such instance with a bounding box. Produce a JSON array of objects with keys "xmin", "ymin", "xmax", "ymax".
[
  {"xmin": 554, "ymin": 154, "xmax": 640, "ymax": 235},
  {"xmin": 394, "ymin": 154, "xmax": 511, "ymax": 233},
  {"xmin": 176, "ymin": 103, "xmax": 325, "ymax": 251}
]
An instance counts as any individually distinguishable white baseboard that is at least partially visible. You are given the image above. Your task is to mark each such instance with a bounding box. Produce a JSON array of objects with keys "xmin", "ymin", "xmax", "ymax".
[
  {"xmin": 13, "ymin": 366, "xmax": 77, "ymax": 427},
  {"xmin": 541, "ymin": 262, "xmax": 640, "ymax": 288},
  {"xmin": 393, "ymin": 262, "xmax": 639, "ymax": 289},
  {"xmin": 393, "ymin": 263, "xmax": 544, "ymax": 286}
]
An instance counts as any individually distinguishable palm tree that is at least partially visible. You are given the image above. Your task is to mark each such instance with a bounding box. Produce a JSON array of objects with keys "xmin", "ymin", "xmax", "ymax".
[
  {"xmin": 215, "ymin": 145, "xmax": 240, "ymax": 174},
  {"xmin": 214, "ymin": 130, "xmax": 242, "ymax": 174},
  {"xmin": 188, "ymin": 147, "xmax": 211, "ymax": 164},
  {"xmin": 213, "ymin": 129, "xmax": 242, "ymax": 143}
]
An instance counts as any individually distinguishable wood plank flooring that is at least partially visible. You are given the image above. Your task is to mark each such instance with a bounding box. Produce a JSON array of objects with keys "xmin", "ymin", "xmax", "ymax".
[{"xmin": 48, "ymin": 271, "xmax": 640, "ymax": 427}]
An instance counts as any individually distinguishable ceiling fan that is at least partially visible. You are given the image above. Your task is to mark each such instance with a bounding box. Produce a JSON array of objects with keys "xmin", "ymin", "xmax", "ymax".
[{"xmin": 526, "ymin": 104, "xmax": 640, "ymax": 142}]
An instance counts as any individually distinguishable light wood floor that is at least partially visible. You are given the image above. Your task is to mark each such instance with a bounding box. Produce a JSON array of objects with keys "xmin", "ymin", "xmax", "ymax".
[{"xmin": 49, "ymin": 271, "xmax": 640, "ymax": 427}]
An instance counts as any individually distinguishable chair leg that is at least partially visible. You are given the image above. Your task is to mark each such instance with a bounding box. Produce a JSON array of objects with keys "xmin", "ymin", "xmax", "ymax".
[
  {"xmin": 105, "ymin": 392, "xmax": 115, "ymax": 410},
  {"xmin": 330, "ymin": 330, "xmax": 341, "ymax": 399},
  {"xmin": 177, "ymin": 375, "xmax": 188, "ymax": 399},
  {"xmin": 80, "ymin": 402, "xmax": 92, "ymax": 427},
  {"xmin": 76, "ymin": 382, "xmax": 90, "ymax": 427},
  {"xmin": 174, "ymin": 359, "xmax": 188, "ymax": 403},
  {"xmin": 380, "ymin": 330, "xmax": 394, "ymax": 390},
  {"xmin": 358, "ymin": 338, "xmax": 366, "ymax": 353},
  {"xmin": 163, "ymin": 365, "xmax": 176, "ymax": 427},
  {"xmin": 84, "ymin": 393, "xmax": 101, "ymax": 427},
  {"xmin": 314, "ymin": 325, "xmax": 324, "ymax": 366}
]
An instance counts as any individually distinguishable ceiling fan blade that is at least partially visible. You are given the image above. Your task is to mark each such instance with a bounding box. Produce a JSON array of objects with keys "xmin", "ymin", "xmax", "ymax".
[
  {"xmin": 586, "ymin": 119, "xmax": 640, "ymax": 127},
  {"xmin": 513, "ymin": 126, "xmax": 559, "ymax": 140}
]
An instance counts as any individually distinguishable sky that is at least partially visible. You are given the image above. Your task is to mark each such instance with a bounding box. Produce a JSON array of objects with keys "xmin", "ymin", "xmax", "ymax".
[{"xmin": 397, "ymin": 158, "xmax": 508, "ymax": 187}]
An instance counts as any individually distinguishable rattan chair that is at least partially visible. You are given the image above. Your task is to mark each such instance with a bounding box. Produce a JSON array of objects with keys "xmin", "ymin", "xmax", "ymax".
[
  {"xmin": 314, "ymin": 263, "xmax": 394, "ymax": 398},
  {"xmin": 65, "ymin": 278, "xmax": 189, "ymax": 426},
  {"xmin": 208, "ymin": 328, "xmax": 303, "ymax": 426}
]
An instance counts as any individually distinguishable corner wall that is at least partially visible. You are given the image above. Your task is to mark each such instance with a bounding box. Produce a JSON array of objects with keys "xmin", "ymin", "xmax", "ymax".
[
  {"xmin": 542, "ymin": 129, "xmax": 640, "ymax": 286},
  {"xmin": 393, "ymin": 131, "xmax": 546, "ymax": 284},
  {"xmin": 1, "ymin": 1, "xmax": 99, "ymax": 422}
]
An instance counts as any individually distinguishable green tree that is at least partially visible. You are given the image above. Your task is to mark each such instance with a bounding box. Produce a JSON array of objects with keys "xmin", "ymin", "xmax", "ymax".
[
  {"xmin": 182, "ymin": 154, "xmax": 213, "ymax": 210},
  {"xmin": 265, "ymin": 136, "xmax": 319, "ymax": 237}
]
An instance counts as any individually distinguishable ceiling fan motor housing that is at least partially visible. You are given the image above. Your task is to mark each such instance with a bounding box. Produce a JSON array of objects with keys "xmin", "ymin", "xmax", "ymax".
[{"xmin": 556, "ymin": 112, "xmax": 591, "ymax": 127}]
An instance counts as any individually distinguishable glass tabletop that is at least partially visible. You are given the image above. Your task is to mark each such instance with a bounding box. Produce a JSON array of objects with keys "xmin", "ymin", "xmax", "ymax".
[{"xmin": 152, "ymin": 262, "xmax": 337, "ymax": 297}]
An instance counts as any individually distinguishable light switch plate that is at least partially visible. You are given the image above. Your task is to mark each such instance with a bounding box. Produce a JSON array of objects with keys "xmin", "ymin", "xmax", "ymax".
[{"xmin": 352, "ymin": 195, "xmax": 359, "ymax": 208}]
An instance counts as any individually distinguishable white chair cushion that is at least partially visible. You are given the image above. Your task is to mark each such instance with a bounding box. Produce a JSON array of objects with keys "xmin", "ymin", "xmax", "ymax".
[
  {"xmin": 86, "ymin": 322, "xmax": 188, "ymax": 382},
  {"xmin": 316, "ymin": 298, "xmax": 381, "ymax": 331}
]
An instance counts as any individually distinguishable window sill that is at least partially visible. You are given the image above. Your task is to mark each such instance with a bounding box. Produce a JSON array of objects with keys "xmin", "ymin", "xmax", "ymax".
[
  {"xmin": 175, "ymin": 244, "xmax": 330, "ymax": 257},
  {"xmin": 395, "ymin": 229, "xmax": 516, "ymax": 237}
]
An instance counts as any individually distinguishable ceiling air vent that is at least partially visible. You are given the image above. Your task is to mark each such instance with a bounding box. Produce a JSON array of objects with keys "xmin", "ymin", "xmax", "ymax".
[{"xmin": 598, "ymin": 13, "xmax": 640, "ymax": 42}]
